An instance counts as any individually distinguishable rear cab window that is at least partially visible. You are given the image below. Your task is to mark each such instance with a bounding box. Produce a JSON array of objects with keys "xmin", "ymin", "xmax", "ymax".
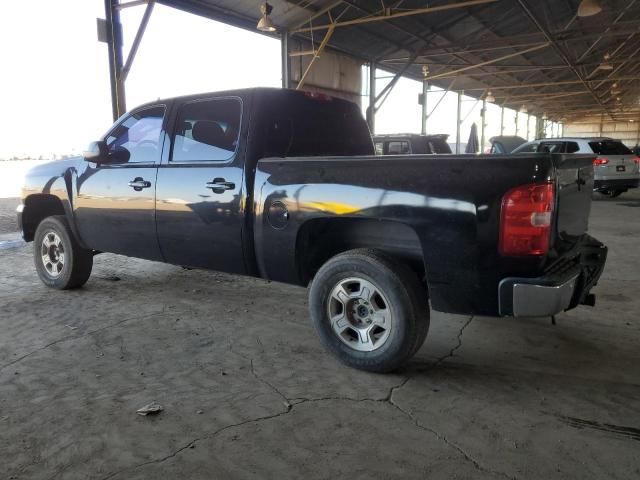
[
  {"xmin": 588, "ymin": 140, "xmax": 632, "ymax": 155},
  {"xmin": 387, "ymin": 141, "xmax": 411, "ymax": 154}
]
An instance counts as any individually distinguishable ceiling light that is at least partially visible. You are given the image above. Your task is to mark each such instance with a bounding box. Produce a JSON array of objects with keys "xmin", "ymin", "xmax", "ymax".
[
  {"xmin": 519, "ymin": 104, "xmax": 528, "ymax": 113},
  {"xmin": 422, "ymin": 65, "xmax": 429, "ymax": 78},
  {"xmin": 257, "ymin": 2, "xmax": 276, "ymax": 32},
  {"xmin": 630, "ymin": 119, "xmax": 635, "ymax": 123},
  {"xmin": 577, "ymin": 0, "xmax": 602, "ymax": 17},
  {"xmin": 598, "ymin": 53, "xmax": 614, "ymax": 71},
  {"xmin": 612, "ymin": 82, "xmax": 618, "ymax": 88},
  {"xmin": 485, "ymin": 91, "xmax": 495, "ymax": 103},
  {"xmin": 541, "ymin": 112, "xmax": 548, "ymax": 120}
]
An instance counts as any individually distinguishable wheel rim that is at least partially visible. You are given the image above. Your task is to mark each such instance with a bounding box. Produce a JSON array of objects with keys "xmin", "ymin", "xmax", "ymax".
[
  {"xmin": 41, "ymin": 231, "xmax": 65, "ymax": 278},
  {"xmin": 327, "ymin": 277, "xmax": 392, "ymax": 352}
]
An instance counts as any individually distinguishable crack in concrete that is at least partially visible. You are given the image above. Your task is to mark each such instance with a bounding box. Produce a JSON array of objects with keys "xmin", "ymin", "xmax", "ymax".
[{"xmin": 0, "ymin": 310, "xmax": 168, "ymax": 374}]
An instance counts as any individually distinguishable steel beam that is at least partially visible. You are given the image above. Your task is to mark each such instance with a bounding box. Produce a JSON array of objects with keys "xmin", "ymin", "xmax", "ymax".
[
  {"xmin": 456, "ymin": 91, "xmax": 462, "ymax": 154},
  {"xmin": 281, "ymin": 31, "xmax": 290, "ymax": 88},
  {"xmin": 296, "ymin": 25, "xmax": 335, "ymax": 90},
  {"xmin": 105, "ymin": 0, "xmax": 126, "ymax": 120},
  {"xmin": 368, "ymin": 62, "xmax": 376, "ymax": 133},
  {"xmin": 421, "ymin": 81, "xmax": 428, "ymax": 135},
  {"xmin": 373, "ymin": 51, "xmax": 419, "ymax": 112},
  {"xmin": 120, "ymin": 0, "xmax": 154, "ymax": 83},
  {"xmin": 480, "ymin": 98, "xmax": 486, "ymax": 152},
  {"xmin": 292, "ymin": 0, "xmax": 497, "ymax": 33}
]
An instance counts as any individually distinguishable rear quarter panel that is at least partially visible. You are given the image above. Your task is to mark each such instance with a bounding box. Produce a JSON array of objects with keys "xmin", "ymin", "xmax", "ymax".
[{"xmin": 254, "ymin": 154, "xmax": 556, "ymax": 316}]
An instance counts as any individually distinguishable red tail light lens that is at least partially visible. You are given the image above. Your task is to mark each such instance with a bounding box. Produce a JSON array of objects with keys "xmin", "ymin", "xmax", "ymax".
[
  {"xmin": 499, "ymin": 182, "xmax": 554, "ymax": 256},
  {"xmin": 593, "ymin": 157, "xmax": 609, "ymax": 166},
  {"xmin": 633, "ymin": 157, "xmax": 640, "ymax": 165}
]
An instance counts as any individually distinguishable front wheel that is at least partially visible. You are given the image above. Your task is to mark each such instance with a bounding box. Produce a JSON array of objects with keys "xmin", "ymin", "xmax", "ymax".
[
  {"xmin": 309, "ymin": 249, "xmax": 429, "ymax": 373},
  {"xmin": 599, "ymin": 189, "xmax": 623, "ymax": 198},
  {"xmin": 34, "ymin": 215, "xmax": 93, "ymax": 289}
]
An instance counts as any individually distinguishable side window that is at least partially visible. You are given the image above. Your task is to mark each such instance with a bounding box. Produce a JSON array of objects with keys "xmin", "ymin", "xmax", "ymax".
[
  {"xmin": 565, "ymin": 142, "xmax": 580, "ymax": 153},
  {"xmin": 171, "ymin": 98, "xmax": 241, "ymax": 162},
  {"xmin": 374, "ymin": 142, "xmax": 384, "ymax": 155},
  {"xmin": 514, "ymin": 142, "xmax": 538, "ymax": 153},
  {"xmin": 387, "ymin": 141, "xmax": 411, "ymax": 154},
  {"xmin": 105, "ymin": 106, "xmax": 165, "ymax": 164},
  {"xmin": 539, "ymin": 142, "xmax": 563, "ymax": 153}
]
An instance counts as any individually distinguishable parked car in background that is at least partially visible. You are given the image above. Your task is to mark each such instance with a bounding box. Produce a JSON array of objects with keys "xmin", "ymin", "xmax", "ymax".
[
  {"xmin": 373, "ymin": 133, "xmax": 452, "ymax": 155},
  {"xmin": 513, "ymin": 137, "xmax": 640, "ymax": 197},
  {"xmin": 488, "ymin": 135, "xmax": 527, "ymax": 154}
]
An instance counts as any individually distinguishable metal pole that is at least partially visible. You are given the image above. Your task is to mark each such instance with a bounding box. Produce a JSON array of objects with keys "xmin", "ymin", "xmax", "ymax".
[
  {"xmin": 515, "ymin": 110, "xmax": 519, "ymax": 136},
  {"xmin": 480, "ymin": 99, "xmax": 486, "ymax": 152},
  {"xmin": 104, "ymin": 0, "xmax": 126, "ymax": 120},
  {"xmin": 120, "ymin": 0, "xmax": 154, "ymax": 83},
  {"xmin": 368, "ymin": 62, "xmax": 376, "ymax": 133},
  {"xmin": 281, "ymin": 31, "xmax": 290, "ymax": 89},
  {"xmin": 421, "ymin": 80, "xmax": 428, "ymax": 135},
  {"xmin": 500, "ymin": 106, "xmax": 505, "ymax": 135},
  {"xmin": 456, "ymin": 91, "xmax": 462, "ymax": 154},
  {"xmin": 297, "ymin": 25, "xmax": 335, "ymax": 90},
  {"xmin": 526, "ymin": 114, "xmax": 530, "ymax": 140}
]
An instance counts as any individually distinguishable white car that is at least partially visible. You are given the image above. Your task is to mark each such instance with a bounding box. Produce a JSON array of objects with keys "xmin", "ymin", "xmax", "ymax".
[{"xmin": 513, "ymin": 137, "xmax": 640, "ymax": 198}]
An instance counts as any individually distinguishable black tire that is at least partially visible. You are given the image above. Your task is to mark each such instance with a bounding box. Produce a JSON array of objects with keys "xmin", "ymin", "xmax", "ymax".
[
  {"xmin": 309, "ymin": 249, "xmax": 430, "ymax": 373},
  {"xmin": 34, "ymin": 215, "xmax": 93, "ymax": 289}
]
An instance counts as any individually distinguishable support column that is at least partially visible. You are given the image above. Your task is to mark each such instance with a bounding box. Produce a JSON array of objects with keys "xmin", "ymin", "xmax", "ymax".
[
  {"xmin": 480, "ymin": 99, "xmax": 486, "ymax": 152},
  {"xmin": 281, "ymin": 31, "xmax": 290, "ymax": 89},
  {"xmin": 526, "ymin": 114, "xmax": 530, "ymax": 140},
  {"xmin": 515, "ymin": 110, "xmax": 519, "ymax": 137},
  {"xmin": 367, "ymin": 62, "xmax": 376, "ymax": 134},
  {"xmin": 421, "ymin": 80, "xmax": 428, "ymax": 135},
  {"xmin": 500, "ymin": 106, "xmax": 505, "ymax": 135},
  {"xmin": 105, "ymin": 0, "xmax": 126, "ymax": 120},
  {"xmin": 456, "ymin": 91, "xmax": 462, "ymax": 154}
]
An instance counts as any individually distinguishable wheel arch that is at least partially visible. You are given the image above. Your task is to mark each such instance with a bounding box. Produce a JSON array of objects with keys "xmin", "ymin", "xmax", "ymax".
[
  {"xmin": 21, "ymin": 194, "xmax": 68, "ymax": 242},
  {"xmin": 295, "ymin": 217, "xmax": 429, "ymax": 291}
]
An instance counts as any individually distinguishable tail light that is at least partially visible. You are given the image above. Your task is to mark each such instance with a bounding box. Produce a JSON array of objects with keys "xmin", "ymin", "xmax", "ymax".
[
  {"xmin": 593, "ymin": 157, "xmax": 609, "ymax": 166},
  {"xmin": 499, "ymin": 182, "xmax": 554, "ymax": 256},
  {"xmin": 633, "ymin": 157, "xmax": 640, "ymax": 165}
]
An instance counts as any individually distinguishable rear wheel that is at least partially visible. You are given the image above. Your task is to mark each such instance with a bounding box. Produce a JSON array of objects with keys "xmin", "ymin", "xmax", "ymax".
[
  {"xmin": 34, "ymin": 216, "xmax": 93, "ymax": 289},
  {"xmin": 309, "ymin": 249, "xmax": 429, "ymax": 373}
]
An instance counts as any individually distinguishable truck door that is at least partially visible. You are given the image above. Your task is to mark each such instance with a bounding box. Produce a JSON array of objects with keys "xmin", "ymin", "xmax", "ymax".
[
  {"xmin": 155, "ymin": 96, "xmax": 246, "ymax": 273},
  {"xmin": 74, "ymin": 105, "xmax": 166, "ymax": 260}
]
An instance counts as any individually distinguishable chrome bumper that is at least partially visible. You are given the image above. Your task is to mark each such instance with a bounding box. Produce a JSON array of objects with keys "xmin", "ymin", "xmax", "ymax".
[{"xmin": 511, "ymin": 274, "xmax": 578, "ymax": 317}]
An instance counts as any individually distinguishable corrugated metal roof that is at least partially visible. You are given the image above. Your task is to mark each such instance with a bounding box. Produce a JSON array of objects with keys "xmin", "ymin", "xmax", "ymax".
[{"xmin": 158, "ymin": 0, "xmax": 640, "ymax": 122}]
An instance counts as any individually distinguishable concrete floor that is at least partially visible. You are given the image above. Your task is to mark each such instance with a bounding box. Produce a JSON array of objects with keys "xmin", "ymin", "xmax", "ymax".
[{"xmin": 0, "ymin": 192, "xmax": 639, "ymax": 480}]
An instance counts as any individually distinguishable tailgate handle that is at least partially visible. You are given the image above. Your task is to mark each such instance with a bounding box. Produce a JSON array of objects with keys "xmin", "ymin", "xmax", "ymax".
[{"xmin": 206, "ymin": 178, "xmax": 235, "ymax": 193}]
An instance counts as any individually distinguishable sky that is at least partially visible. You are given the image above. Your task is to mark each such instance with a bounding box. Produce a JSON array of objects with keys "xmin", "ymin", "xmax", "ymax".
[{"xmin": 0, "ymin": 0, "xmax": 558, "ymax": 159}]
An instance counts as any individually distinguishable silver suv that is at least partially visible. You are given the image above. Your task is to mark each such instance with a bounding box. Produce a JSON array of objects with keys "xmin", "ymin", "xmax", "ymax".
[{"xmin": 513, "ymin": 137, "xmax": 640, "ymax": 198}]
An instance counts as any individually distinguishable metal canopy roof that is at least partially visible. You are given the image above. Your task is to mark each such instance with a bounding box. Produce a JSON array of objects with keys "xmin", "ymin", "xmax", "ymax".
[{"xmin": 157, "ymin": 0, "xmax": 640, "ymax": 122}]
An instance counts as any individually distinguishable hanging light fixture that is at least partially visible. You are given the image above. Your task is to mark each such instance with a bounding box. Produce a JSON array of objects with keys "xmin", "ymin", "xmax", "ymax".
[
  {"xmin": 598, "ymin": 53, "xmax": 614, "ymax": 71},
  {"xmin": 422, "ymin": 65, "xmax": 430, "ymax": 78},
  {"xmin": 541, "ymin": 112, "xmax": 548, "ymax": 120},
  {"xmin": 485, "ymin": 91, "xmax": 495, "ymax": 103},
  {"xmin": 519, "ymin": 104, "xmax": 528, "ymax": 114},
  {"xmin": 257, "ymin": 2, "xmax": 276, "ymax": 32},
  {"xmin": 577, "ymin": 0, "xmax": 602, "ymax": 17}
]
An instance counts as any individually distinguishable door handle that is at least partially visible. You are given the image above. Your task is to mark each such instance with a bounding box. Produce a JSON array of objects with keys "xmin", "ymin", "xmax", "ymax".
[
  {"xmin": 128, "ymin": 177, "xmax": 152, "ymax": 191},
  {"xmin": 206, "ymin": 178, "xmax": 235, "ymax": 193}
]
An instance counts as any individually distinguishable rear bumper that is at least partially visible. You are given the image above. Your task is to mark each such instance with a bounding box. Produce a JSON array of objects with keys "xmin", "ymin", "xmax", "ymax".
[
  {"xmin": 498, "ymin": 236, "xmax": 607, "ymax": 317},
  {"xmin": 593, "ymin": 178, "xmax": 640, "ymax": 191}
]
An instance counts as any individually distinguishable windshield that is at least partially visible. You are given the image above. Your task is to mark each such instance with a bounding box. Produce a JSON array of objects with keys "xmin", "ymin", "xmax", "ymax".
[{"xmin": 588, "ymin": 140, "xmax": 632, "ymax": 155}]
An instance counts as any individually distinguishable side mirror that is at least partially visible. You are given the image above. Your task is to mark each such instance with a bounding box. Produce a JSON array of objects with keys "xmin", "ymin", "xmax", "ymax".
[
  {"xmin": 83, "ymin": 141, "xmax": 131, "ymax": 164},
  {"xmin": 83, "ymin": 141, "xmax": 109, "ymax": 163}
]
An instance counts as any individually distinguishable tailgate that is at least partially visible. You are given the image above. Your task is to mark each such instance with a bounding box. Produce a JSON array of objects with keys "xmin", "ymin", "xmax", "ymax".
[
  {"xmin": 552, "ymin": 154, "xmax": 595, "ymax": 247},
  {"xmin": 600, "ymin": 154, "xmax": 640, "ymax": 177}
]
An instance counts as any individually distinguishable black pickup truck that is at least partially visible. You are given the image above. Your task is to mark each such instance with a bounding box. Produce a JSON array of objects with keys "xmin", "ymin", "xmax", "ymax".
[{"xmin": 18, "ymin": 88, "xmax": 607, "ymax": 372}]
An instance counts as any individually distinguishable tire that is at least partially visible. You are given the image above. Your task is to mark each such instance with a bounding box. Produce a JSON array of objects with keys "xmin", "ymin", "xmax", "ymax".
[
  {"xmin": 309, "ymin": 249, "xmax": 430, "ymax": 373},
  {"xmin": 34, "ymin": 215, "xmax": 93, "ymax": 289}
]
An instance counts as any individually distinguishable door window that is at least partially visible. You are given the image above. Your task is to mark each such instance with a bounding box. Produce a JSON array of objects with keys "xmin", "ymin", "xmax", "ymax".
[
  {"xmin": 374, "ymin": 142, "xmax": 384, "ymax": 155},
  {"xmin": 539, "ymin": 142, "xmax": 564, "ymax": 153},
  {"xmin": 386, "ymin": 141, "xmax": 411, "ymax": 154},
  {"xmin": 513, "ymin": 142, "xmax": 538, "ymax": 153},
  {"xmin": 565, "ymin": 142, "xmax": 580, "ymax": 153},
  {"xmin": 105, "ymin": 106, "xmax": 165, "ymax": 164},
  {"xmin": 171, "ymin": 98, "xmax": 242, "ymax": 162}
]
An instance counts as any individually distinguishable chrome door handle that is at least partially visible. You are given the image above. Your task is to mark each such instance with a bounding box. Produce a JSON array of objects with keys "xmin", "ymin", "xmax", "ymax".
[
  {"xmin": 128, "ymin": 178, "xmax": 151, "ymax": 191},
  {"xmin": 206, "ymin": 178, "xmax": 235, "ymax": 193}
]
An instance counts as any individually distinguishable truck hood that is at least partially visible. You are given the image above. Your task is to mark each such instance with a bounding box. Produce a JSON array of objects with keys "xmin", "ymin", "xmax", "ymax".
[{"xmin": 25, "ymin": 157, "xmax": 85, "ymax": 179}]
